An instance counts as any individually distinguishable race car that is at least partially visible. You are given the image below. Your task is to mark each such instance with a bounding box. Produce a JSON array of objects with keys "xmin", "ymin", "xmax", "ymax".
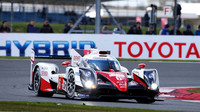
[{"xmin": 28, "ymin": 49, "xmax": 160, "ymax": 103}]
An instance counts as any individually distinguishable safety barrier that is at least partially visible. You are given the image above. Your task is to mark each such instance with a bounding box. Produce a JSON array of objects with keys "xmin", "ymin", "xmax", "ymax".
[{"xmin": 0, "ymin": 33, "xmax": 199, "ymax": 60}]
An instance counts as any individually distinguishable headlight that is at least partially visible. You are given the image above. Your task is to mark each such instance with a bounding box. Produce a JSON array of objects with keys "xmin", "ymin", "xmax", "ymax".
[
  {"xmin": 85, "ymin": 80, "xmax": 96, "ymax": 89},
  {"xmin": 85, "ymin": 71, "xmax": 91, "ymax": 78},
  {"xmin": 151, "ymin": 83, "xmax": 158, "ymax": 90},
  {"xmin": 80, "ymin": 69, "xmax": 97, "ymax": 89}
]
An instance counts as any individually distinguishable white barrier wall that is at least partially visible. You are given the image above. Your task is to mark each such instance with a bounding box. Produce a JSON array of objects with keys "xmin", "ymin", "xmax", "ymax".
[{"xmin": 0, "ymin": 33, "xmax": 200, "ymax": 60}]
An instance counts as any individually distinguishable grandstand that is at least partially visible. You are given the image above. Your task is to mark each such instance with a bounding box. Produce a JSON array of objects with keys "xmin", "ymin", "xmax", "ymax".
[
  {"xmin": 0, "ymin": 0, "xmax": 100, "ymax": 24},
  {"xmin": 1, "ymin": 11, "xmax": 80, "ymax": 24},
  {"xmin": 0, "ymin": 0, "xmax": 200, "ymax": 33}
]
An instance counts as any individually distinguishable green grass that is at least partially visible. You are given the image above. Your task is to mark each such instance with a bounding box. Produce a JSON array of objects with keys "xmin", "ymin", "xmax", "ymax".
[
  {"xmin": 2, "ymin": 21, "xmax": 192, "ymax": 34},
  {"xmin": 6, "ymin": 21, "xmax": 133, "ymax": 33},
  {"xmin": 0, "ymin": 56, "xmax": 30, "ymax": 59},
  {"xmin": 3, "ymin": 21, "xmax": 163, "ymax": 34},
  {"xmin": 188, "ymin": 88, "xmax": 200, "ymax": 93},
  {"xmin": 6, "ymin": 22, "xmax": 65, "ymax": 33},
  {"xmin": 0, "ymin": 101, "xmax": 184, "ymax": 112}
]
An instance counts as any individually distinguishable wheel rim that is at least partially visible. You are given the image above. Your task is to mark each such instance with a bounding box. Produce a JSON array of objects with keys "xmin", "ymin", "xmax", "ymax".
[
  {"xmin": 67, "ymin": 72, "xmax": 75, "ymax": 97},
  {"xmin": 34, "ymin": 71, "xmax": 40, "ymax": 93}
]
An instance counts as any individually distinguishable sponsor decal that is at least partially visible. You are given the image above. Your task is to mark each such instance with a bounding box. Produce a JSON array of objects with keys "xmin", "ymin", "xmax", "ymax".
[
  {"xmin": 109, "ymin": 73, "xmax": 125, "ymax": 81},
  {"xmin": 0, "ymin": 40, "xmax": 96, "ymax": 57},
  {"xmin": 98, "ymin": 71, "xmax": 128, "ymax": 91},
  {"xmin": 84, "ymin": 50, "xmax": 91, "ymax": 55},
  {"xmin": 63, "ymin": 78, "xmax": 67, "ymax": 91},
  {"xmin": 75, "ymin": 92, "xmax": 90, "ymax": 99},
  {"xmin": 73, "ymin": 56, "xmax": 81, "ymax": 61},
  {"xmin": 41, "ymin": 67, "xmax": 48, "ymax": 70},
  {"xmin": 72, "ymin": 55, "xmax": 81, "ymax": 66},
  {"xmin": 58, "ymin": 76, "xmax": 63, "ymax": 90},
  {"xmin": 41, "ymin": 71, "xmax": 48, "ymax": 76},
  {"xmin": 114, "ymin": 41, "xmax": 200, "ymax": 59},
  {"xmin": 58, "ymin": 76, "xmax": 67, "ymax": 91},
  {"xmin": 1, "ymin": 34, "xmax": 200, "ymax": 60}
]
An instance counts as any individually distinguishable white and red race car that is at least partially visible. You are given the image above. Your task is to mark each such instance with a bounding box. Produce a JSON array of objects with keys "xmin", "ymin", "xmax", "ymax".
[{"xmin": 28, "ymin": 49, "xmax": 160, "ymax": 103}]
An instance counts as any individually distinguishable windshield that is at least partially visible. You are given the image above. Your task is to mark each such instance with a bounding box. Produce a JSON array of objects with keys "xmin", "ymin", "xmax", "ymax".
[{"xmin": 87, "ymin": 59, "xmax": 121, "ymax": 72}]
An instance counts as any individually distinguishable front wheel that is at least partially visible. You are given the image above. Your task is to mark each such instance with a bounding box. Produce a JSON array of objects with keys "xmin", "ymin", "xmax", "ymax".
[
  {"xmin": 136, "ymin": 98, "xmax": 155, "ymax": 104},
  {"xmin": 33, "ymin": 67, "xmax": 53, "ymax": 97},
  {"xmin": 66, "ymin": 71, "xmax": 76, "ymax": 99}
]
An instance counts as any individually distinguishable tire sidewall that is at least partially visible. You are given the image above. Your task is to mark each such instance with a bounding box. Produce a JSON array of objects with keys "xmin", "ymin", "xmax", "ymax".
[
  {"xmin": 136, "ymin": 98, "xmax": 155, "ymax": 104},
  {"xmin": 33, "ymin": 68, "xmax": 41, "ymax": 96},
  {"xmin": 66, "ymin": 71, "xmax": 76, "ymax": 99}
]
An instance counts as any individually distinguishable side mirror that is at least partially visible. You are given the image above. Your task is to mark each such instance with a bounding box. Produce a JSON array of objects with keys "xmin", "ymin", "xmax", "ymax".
[
  {"xmin": 62, "ymin": 61, "xmax": 71, "ymax": 67},
  {"xmin": 109, "ymin": 69, "xmax": 115, "ymax": 72},
  {"xmin": 138, "ymin": 63, "xmax": 145, "ymax": 68}
]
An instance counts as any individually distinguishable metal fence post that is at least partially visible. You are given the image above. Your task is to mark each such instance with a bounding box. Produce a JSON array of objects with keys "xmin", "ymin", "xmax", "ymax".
[
  {"xmin": 10, "ymin": 0, "xmax": 13, "ymax": 32},
  {"xmin": 95, "ymin": 0, "xmax": 101, "ymax": 34},
  {"xmin": 174, "ymin": 0, "xmax": 177, "ymax": 35}
]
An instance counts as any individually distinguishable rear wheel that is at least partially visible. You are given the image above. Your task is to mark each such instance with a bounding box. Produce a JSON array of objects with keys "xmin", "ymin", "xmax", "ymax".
[
  {"xmin": 66, "ymin": 71, "xmax": 76, "ymax": 99},
  {"xmin": 33, "ymin": 67, "xmax": 53, "ymax": 97}
]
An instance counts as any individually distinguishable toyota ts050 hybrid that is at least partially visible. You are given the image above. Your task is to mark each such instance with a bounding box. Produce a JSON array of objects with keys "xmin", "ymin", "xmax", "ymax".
[{"xmin": 28, "ymin": 49, "xmax": 160, "ymax": 103}]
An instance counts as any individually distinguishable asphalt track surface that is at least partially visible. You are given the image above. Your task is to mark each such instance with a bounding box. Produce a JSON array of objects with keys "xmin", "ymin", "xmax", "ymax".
[{"xmin": 0, "ymin": 59, "xmax": 200, "ymax": 112}]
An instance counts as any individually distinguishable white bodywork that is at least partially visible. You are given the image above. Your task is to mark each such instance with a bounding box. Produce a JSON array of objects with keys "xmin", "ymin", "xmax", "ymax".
[
  {"xmin": 132, "ymin": 68, "xmax": 159, "ymax": 90},
  {"xmin": 30, "ymin": 49, "xmax": 159, "ymax": 96},
  {"xmin": 34, "ymin": 63, "xmax": 60, "ymax": 84}
]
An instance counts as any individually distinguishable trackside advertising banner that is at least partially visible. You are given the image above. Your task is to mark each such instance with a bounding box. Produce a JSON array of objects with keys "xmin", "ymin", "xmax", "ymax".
[{"xmin": 0, "ymin": 33, "xmax": 200, "ymax": 60}]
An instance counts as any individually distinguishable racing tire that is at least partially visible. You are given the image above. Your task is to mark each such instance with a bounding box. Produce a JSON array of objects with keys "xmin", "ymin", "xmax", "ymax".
[
  {"xmin": 136, "ymin": 98, "xmax": 155, "ymax": 104},
  {"xmin": 33, "ymin": 67, "xmax": 53, "ymax": 97},
  {"xmin": 100, "ymin": 98, "xmax": 119, "ymax": 102},
  {"xmin": 66, "ymin": 70, "xmax": 76, "ymax": 99}
]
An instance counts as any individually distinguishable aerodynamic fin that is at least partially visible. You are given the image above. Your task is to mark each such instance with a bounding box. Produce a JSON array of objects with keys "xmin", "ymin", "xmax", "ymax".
[
  {"xmin": 29, "ymin": 48, "xmax": 35, "ymax": 90},
  {"xmin": 70, "ymin": 49, "xmax": 111, "ymax": 66},
  {"xmin": 70, "ymin": 49, "xmax": 91, "ymax": 66}
]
